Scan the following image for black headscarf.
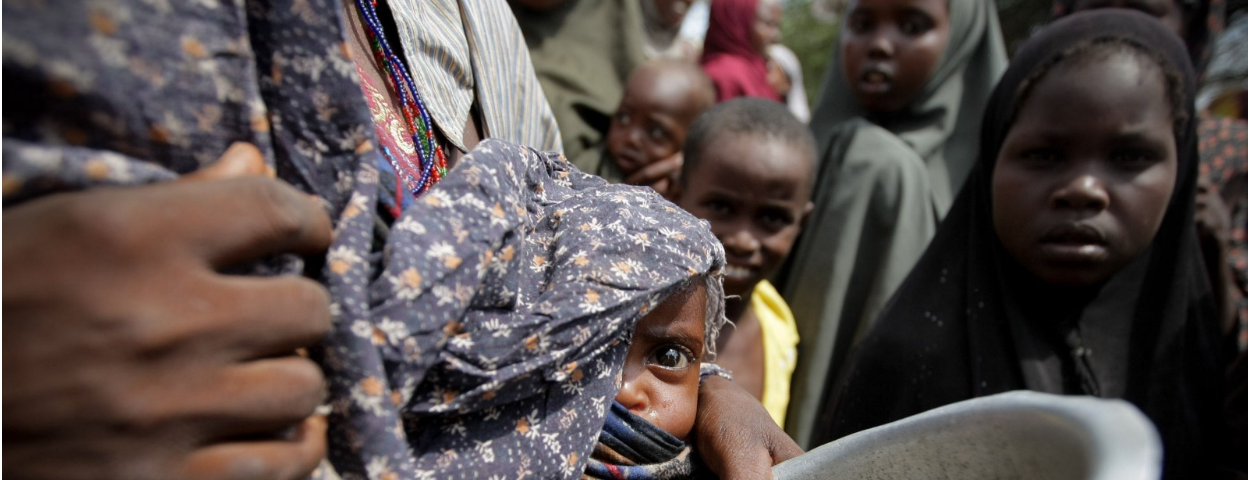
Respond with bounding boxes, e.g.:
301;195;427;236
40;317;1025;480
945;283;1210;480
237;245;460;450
817;10;1229;478
1051;0;1226;74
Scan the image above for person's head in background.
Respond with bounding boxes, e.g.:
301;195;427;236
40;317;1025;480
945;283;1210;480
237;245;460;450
646;0;693;31
992;36;1190;287
766;58;793;99
674;98;815;300
1053;0;1222;70
704;0;782;60
840;0;952;113
607;59;715;178
767;43;812;122
753;0;783;55
615;274;727;439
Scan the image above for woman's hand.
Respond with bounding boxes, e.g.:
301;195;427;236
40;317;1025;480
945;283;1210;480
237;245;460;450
3;144;333;480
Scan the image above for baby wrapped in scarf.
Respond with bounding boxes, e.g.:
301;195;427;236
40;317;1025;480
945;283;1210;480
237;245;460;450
584;275;728;479
314;138;728;479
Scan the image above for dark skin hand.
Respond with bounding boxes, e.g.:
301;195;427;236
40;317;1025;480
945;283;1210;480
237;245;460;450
3;143;333;480
625;152;682;200
697;376;804;479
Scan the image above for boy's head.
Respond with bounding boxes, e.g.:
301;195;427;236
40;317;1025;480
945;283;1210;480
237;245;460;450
607;60;716;177
616;275;727;440
674;98;815;298
840;0;951;113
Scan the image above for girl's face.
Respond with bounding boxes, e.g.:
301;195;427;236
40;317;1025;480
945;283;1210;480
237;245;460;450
840;0;949;113
993;52;1178;287
615;284;706;440
751;1;782;55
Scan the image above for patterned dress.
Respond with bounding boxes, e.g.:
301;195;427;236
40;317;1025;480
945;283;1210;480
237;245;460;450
2;1;727;478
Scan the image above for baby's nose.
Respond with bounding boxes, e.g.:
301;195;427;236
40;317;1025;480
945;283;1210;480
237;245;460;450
614;378;649;415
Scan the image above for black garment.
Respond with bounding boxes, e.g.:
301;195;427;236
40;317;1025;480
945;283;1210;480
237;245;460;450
816;10;1229;479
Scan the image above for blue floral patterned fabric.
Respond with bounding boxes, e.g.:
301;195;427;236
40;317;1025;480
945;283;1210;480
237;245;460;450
2;0;726;478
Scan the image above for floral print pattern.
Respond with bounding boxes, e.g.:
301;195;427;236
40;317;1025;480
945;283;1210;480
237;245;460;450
2;0;727;478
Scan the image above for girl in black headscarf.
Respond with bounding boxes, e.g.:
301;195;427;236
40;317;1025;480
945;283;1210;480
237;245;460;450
818;10;1236;478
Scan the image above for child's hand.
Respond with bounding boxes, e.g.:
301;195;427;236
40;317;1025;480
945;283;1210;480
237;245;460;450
625;152;683;200
696;376;804;479
3;144;333;480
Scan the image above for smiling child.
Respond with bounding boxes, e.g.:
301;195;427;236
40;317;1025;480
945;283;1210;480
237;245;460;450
673;98;815;426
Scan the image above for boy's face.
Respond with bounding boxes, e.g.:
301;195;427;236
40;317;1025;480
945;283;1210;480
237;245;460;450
616;284;707;440
607;66;702;176
675;134;813;298
840;0;949;113
992;53;1177;287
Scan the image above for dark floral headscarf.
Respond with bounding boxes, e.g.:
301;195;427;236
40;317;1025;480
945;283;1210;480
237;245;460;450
2;0;726;477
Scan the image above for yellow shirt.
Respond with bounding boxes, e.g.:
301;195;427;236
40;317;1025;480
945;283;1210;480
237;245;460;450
752;280;800;427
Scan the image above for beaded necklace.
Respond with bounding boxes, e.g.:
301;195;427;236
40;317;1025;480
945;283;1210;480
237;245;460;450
353;0;448;201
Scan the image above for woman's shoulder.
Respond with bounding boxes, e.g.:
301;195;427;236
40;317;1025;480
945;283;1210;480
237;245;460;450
827;122;928;188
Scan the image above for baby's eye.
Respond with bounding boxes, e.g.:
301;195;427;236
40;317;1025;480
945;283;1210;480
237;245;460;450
648;345;695;370
647;125;669;142
615;112;632;125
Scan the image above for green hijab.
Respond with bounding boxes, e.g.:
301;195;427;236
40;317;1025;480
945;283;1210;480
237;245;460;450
781;0;1007;448
809;0;1006;213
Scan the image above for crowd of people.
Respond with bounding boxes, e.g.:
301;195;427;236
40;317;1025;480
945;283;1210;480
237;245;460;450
3;0;1246;479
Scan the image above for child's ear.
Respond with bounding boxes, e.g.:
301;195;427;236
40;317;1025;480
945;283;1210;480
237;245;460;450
799;201;814;228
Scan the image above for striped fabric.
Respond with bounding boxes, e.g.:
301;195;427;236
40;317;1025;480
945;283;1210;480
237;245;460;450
390;0;563;153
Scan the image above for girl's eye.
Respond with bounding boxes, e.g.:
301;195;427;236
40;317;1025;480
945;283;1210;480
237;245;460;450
847;14;873;34
647;126;669;141
1110;148;1159;168
900;15;933;36
616;112;631;125
1019;148;1060;165
648;345;695;370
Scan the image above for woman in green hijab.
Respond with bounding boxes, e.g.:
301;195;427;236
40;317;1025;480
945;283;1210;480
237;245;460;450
779;0;1007;448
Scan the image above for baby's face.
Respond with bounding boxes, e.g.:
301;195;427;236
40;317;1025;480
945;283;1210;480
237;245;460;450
615;284;706;440
607;67;700;176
